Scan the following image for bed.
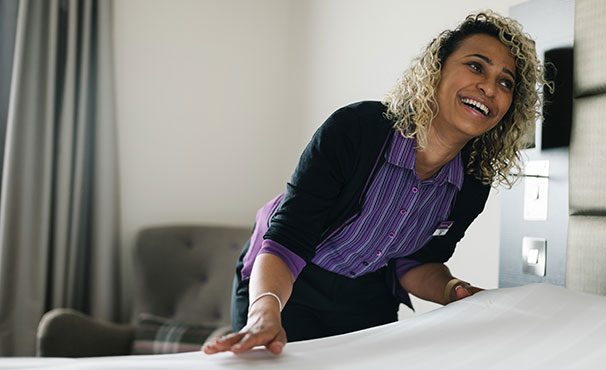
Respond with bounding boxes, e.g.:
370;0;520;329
2;283;605;370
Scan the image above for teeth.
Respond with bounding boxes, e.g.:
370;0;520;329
461;97;490;116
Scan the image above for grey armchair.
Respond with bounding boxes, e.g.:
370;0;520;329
36;225;251;357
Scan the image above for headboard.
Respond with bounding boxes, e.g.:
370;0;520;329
566;0;606;295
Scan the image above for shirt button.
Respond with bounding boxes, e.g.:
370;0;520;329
388;232;395;238
376;250;382;256
349;271;356;276
400;209;407;215
411;186;418;193
362;261;369;266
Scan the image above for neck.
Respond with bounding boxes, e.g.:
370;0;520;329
415;126;468;181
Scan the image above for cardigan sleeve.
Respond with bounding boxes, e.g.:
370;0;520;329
263;105;364;263
240;193;308;280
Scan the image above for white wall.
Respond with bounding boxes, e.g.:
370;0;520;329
113;0;527;319
113;0;309;317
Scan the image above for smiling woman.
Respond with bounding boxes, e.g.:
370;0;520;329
385;11;548;187
431;34;516;154
204;10;549;356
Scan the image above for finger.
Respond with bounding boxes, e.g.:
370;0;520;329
202;343;221;354
266;341;285;355
230;332;262;354
203;338;239;354
455;284;472;300
231;330;278;354
265;329;287;355
203;332;246;354
218;332;246;346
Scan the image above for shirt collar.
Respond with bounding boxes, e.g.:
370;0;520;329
385;131;416;170
385;131;464;190
436;152;464;190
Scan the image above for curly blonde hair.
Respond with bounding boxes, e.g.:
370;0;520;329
383;10;550;187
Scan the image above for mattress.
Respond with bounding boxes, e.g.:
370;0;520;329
2;283;606;369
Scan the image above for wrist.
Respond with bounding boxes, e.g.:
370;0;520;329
247;299;281;323
249;292;283;315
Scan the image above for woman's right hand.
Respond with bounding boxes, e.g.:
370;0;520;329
202;297;287;355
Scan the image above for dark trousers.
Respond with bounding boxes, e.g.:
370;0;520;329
231;240;399;342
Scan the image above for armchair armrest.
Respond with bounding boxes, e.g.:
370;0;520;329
37;308;135;357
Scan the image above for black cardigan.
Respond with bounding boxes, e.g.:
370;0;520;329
264;101;490;267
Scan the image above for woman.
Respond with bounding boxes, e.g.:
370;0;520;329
204;10;546;355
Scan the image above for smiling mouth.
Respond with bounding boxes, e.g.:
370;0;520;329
461;97;490;116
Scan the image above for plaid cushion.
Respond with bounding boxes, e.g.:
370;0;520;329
132;313;218;355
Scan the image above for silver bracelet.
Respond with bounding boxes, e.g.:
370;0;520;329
444;278;469;304
249;292;283;312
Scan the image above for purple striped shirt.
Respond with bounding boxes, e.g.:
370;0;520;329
241;132;463;288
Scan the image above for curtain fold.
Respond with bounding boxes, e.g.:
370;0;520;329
0;0;19;187
0;0;121;356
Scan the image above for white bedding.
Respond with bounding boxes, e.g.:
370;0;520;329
3;283;606;370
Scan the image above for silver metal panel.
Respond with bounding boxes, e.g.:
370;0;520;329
566;216;606;295
523;161;550;221
574;0;606;95
569;94;606;214
522;237;547;276
499;0;573;290
499;148;568;288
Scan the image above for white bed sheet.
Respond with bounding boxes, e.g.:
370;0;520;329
3;283;606;370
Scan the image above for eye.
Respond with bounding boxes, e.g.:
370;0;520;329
499;79;514;90
466;62;482;72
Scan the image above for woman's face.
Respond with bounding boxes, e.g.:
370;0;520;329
433;33;516;143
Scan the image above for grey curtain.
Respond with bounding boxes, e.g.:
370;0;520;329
0;0;19;188
0;0;121;356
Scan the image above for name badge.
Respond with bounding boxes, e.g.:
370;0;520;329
433;221;454;236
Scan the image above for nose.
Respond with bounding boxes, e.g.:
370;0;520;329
477;80;495;97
